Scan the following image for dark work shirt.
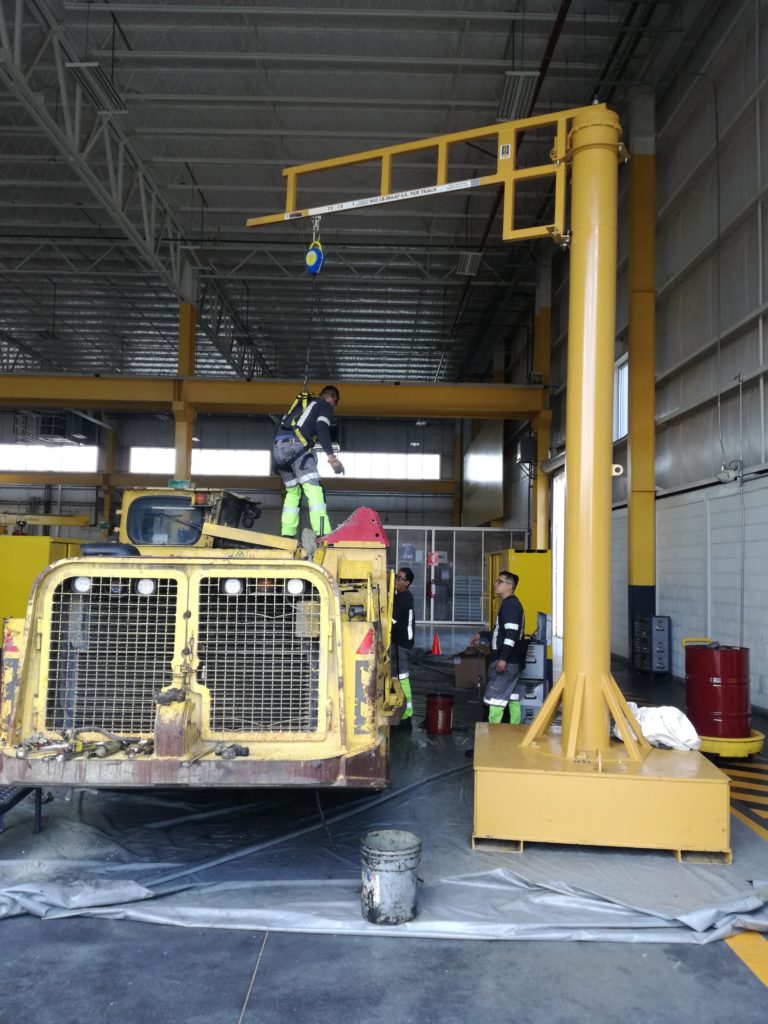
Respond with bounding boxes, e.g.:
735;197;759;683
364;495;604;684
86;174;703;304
392;589;415;649
276;397;335;457
491;594;525;663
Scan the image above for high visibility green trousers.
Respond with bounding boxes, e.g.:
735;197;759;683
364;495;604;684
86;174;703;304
281;482;331;537
488;701;522;725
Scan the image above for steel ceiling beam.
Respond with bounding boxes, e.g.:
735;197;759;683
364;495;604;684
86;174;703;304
0;0;269;379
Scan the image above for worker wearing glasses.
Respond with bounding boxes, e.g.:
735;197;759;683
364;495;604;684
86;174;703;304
471;571;525;724
391;567;415;724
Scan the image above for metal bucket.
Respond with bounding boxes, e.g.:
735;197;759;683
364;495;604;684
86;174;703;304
426;692;453;735
360;829;422;925
685;644;750;739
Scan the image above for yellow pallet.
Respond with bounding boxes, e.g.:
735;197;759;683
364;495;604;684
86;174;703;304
699;730;765;758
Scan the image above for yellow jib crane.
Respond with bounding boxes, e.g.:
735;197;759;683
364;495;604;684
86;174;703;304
248;105;731;861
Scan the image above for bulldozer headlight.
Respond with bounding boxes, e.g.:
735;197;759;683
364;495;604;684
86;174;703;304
72;576;92;594
135;578;157;596
222;578;244;596
286;578;305;596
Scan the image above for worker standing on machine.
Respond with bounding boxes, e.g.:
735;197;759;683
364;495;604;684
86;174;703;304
472;571;525;724
391;567;415;725
272;385;344;538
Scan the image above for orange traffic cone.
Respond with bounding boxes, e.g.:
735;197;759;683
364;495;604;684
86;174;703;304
430;632;442;655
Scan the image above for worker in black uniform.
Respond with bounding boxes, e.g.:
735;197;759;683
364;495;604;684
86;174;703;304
471;570;525;724
272;385;344;538
391;566;415;724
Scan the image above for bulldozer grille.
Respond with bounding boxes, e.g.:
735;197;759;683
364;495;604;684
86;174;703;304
198;578;322;732
45;577;178;734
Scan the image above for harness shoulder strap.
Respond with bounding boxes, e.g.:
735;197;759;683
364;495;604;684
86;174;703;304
282;390;316;449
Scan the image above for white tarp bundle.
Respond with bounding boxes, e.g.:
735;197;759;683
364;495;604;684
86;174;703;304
612;702;702;750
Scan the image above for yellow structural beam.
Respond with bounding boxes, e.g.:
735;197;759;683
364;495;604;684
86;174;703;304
0;472;455;494
0;375;543;420
0;513;90;527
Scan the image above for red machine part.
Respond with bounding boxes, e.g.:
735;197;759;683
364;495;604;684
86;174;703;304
323;507;390;546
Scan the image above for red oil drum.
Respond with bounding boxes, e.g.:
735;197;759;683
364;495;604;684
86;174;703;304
685;644;750;738
426;693;453;736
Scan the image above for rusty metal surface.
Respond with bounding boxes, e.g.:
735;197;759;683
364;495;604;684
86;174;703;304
0;742;390;790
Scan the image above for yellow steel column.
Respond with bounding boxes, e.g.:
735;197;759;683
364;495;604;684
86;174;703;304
627;91;657;627
101;426;116;538
178;303;197;377
559;108;622;755
531;411;551;549
173;383;195;481
531;256;552;549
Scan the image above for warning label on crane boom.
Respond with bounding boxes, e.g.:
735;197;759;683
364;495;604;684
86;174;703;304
285;176;487;220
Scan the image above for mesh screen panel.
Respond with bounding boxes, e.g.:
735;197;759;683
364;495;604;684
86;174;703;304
45;577;177;733
198;577;321;732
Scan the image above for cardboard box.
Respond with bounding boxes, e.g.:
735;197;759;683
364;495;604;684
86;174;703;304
453;647;487;689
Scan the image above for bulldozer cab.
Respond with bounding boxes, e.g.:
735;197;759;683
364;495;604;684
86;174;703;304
118;488;262;550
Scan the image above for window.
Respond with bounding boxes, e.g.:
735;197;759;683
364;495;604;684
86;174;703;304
128;447;441;481
317;451;441;479
613;357;628;442
129;448;271;476
126;495;204;546
0;443;98;472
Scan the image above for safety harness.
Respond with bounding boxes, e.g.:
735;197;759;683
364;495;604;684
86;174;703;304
278;390;316;451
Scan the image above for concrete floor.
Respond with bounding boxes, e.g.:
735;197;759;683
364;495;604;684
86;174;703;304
1;646;767;1023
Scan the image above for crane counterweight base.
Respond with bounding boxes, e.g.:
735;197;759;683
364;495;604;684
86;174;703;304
472;724;732;863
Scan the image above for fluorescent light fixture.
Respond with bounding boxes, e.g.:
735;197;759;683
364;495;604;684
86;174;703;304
66;61;127;114
457;252;482;277
497;70;538;121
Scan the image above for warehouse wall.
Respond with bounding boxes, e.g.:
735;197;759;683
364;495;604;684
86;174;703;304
655;0;766;491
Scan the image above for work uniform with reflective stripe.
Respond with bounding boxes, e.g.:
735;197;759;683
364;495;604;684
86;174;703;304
390;587;415;720
272;395;335;537
482;593;525;723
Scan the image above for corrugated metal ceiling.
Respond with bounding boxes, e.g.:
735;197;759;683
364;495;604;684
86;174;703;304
0;1;708;384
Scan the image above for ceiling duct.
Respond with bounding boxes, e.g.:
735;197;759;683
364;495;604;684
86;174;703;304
497;70;539;122
457;252;483;277
65;62;127;115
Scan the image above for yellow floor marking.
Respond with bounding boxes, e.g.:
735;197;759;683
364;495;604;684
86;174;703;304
725;932;768;989
725;779;768;793
754;809;768;820
730;806;768;842
722;760;768;772
723;768;768;782
730;790;768;806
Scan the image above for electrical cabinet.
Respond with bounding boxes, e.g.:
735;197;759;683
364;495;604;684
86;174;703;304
631;614;671;675
518;639;549;724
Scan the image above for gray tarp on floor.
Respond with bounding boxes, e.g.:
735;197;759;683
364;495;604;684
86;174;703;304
1;729;767;942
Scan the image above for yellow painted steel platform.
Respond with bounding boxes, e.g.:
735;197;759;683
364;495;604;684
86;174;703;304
472;724;732;862
698;730;765;759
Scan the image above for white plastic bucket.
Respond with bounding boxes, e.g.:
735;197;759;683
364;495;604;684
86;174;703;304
360;829;422;925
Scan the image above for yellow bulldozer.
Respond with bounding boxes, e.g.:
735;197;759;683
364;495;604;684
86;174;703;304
1;488;401;790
